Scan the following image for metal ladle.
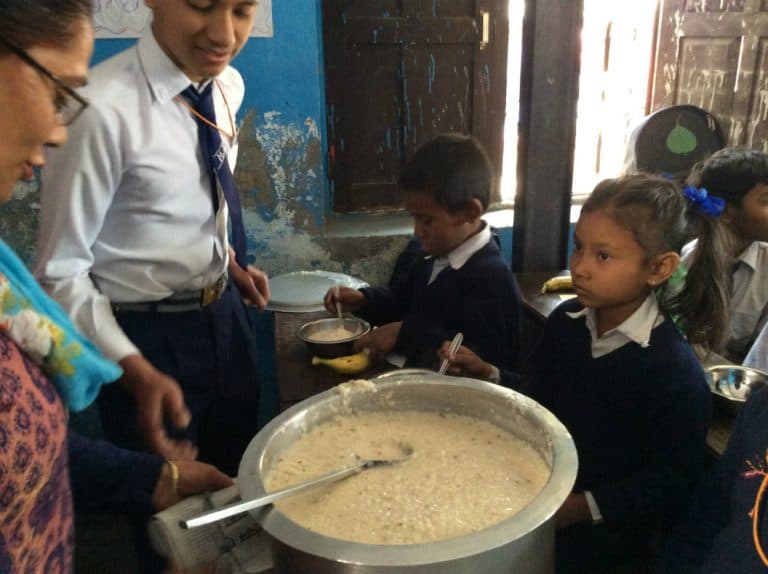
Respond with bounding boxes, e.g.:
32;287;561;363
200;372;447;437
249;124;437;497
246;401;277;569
181;448;412;529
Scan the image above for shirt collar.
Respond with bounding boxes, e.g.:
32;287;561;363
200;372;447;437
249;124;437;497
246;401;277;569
137;28;200;104
566;292;663;356
427;221;492;271
736;241;762;271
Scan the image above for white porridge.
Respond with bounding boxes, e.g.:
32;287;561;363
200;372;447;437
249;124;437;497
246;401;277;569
264;410;550;545
307;325;356;342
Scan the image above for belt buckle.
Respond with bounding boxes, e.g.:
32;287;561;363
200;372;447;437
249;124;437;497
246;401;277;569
201;274;225;306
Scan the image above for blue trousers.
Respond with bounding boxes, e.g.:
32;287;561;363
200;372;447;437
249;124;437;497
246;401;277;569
98;284;261;573
98;283;262;476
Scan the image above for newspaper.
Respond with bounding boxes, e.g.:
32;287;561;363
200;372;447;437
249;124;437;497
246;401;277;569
148;482;273;574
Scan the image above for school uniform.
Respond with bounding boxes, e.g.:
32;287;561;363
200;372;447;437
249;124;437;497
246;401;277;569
682;240;768;363
34;28;260;476
655;386;768;574
528;295;711;573
356;223;522;373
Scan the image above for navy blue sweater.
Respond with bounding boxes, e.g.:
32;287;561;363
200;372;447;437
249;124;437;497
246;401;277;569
68;431;163;515
530;299;711;526
655;386;768;574
356;240;521;372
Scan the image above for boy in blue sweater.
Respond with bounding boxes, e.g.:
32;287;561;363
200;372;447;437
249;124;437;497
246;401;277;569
325;133;521;373
443;174;722;572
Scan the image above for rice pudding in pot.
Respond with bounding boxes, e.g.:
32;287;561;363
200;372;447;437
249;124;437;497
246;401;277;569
264;410;550;545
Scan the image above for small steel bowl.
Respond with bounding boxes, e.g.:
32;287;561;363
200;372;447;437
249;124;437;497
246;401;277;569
297;316;371;359
705;364;768;415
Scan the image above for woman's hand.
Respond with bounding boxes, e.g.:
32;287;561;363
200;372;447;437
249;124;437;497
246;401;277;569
118;354;197;461
323;286;365;314
152;460;233;511
438;342;493;379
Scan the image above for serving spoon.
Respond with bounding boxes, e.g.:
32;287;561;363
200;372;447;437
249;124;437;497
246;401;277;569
334;285;344;321
181;449;412;529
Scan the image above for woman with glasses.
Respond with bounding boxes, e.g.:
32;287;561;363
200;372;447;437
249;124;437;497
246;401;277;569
0;1;232;571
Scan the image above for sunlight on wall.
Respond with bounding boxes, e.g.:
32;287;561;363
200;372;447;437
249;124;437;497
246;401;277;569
571;0;658;198
501;0;659;204
499;1;524;203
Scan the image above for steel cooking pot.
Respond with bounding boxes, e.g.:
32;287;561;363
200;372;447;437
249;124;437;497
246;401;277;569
238;372;577;574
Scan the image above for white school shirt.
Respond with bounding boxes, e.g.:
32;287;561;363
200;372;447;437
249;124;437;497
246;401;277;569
34;29;243;362
426;221;492;284
682;240;768;362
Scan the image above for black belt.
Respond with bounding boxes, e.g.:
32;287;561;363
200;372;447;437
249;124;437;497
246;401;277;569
112;273;228;313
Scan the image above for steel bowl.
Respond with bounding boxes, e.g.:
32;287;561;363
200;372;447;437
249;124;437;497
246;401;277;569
297;317;371;359
238;371;578;573
706;364;768;415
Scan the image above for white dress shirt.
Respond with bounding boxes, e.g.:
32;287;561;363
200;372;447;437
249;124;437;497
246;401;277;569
34;29;244;362
682;240;768;361
565;291;664;358
427;222;492;284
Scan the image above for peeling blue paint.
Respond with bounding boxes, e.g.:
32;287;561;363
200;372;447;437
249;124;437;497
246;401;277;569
483;64;492;93
418;98;424;128
428;53;436;94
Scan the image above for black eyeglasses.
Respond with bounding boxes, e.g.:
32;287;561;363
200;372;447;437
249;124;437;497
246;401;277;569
0;36;88;126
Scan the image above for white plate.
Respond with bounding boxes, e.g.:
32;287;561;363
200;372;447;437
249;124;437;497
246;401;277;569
266;271;368;313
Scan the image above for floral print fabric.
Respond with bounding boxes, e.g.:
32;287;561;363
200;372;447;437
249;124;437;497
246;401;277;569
0;331;72;573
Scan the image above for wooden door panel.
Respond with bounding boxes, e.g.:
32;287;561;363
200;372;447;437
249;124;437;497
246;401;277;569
403;45;475;146
328;45;404;211
323;0;508;213
747;40;768;146
653;0;768;149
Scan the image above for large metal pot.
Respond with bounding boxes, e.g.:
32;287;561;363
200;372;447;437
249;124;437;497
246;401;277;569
238;372;577;573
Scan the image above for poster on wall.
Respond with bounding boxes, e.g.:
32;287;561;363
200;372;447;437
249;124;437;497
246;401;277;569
93;0;273;38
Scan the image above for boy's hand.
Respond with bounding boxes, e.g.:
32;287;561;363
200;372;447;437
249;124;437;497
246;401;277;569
354;321;402;361
229;247;269;309
324;286;365;314
438;342;493;379
118;354;198;461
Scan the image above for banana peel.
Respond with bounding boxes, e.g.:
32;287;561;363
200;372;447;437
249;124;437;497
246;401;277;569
312;350;371;375
541;275;573;294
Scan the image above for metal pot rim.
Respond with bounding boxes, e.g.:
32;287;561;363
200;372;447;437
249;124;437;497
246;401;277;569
238;374;578;566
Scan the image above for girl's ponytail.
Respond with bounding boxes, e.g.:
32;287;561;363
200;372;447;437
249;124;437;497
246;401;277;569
661;185;731;351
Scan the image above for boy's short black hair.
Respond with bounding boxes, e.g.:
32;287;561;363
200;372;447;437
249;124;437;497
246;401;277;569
398;133;494;212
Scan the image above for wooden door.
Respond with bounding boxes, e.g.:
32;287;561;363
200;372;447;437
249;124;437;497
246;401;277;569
652;0;768;149
323;0;509;213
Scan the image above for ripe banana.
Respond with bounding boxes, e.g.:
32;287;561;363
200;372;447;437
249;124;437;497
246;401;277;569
541;275;573;293
312;351;371;375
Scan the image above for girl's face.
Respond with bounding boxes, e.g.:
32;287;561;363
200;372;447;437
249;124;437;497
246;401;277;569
727;182;768;246
0;18;93;203
570;209;658;333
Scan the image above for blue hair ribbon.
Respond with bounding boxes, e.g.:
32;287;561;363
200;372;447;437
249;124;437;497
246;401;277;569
683;185;725;217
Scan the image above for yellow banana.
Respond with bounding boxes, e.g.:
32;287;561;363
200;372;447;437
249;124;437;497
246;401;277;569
541;275;573;293
312;351;371;375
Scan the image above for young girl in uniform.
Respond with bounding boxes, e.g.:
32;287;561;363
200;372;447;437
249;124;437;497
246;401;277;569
683;147;768;363
443;173;727;572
